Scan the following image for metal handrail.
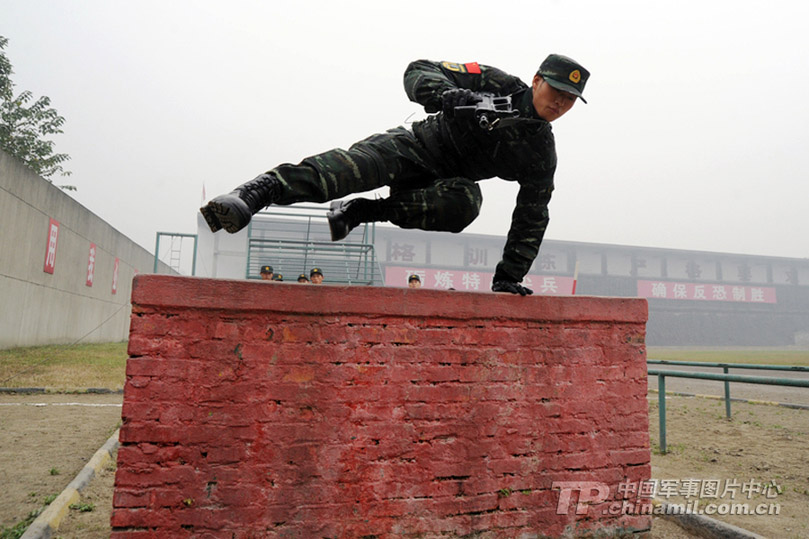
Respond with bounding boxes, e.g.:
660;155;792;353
648;359;809;372
247;237;383;285
246;206;384;285
647;367;809;454
647;359;809;419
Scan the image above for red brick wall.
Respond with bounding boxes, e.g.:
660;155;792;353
112;275;651;537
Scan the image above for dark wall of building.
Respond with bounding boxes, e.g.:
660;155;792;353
238;215;809;347
373;226;809;347
577;274;809;346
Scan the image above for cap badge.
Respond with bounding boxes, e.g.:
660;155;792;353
569;70;581;84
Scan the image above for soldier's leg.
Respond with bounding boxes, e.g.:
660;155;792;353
328;177;482;240
386;177;482;232
201;127;439;233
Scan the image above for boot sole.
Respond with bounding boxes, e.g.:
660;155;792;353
200;200;251;234
327;201;349;242
199;205;223;232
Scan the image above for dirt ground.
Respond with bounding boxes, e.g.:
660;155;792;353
2;392;807;538
648;395;809;538
0;393;122;536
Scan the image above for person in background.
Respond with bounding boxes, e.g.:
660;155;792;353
297;273;310;284
260;265;274;281
273;273;284;282
310;268;324;285
408;274;422;288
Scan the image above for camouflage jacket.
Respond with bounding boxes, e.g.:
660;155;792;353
404;59;557;284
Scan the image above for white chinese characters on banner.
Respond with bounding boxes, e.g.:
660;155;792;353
112;258;120;294
43;218;60;274
637;280;776;304
86;243;96;287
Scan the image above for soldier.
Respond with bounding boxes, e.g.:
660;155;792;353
310;268;324;285
259;265;273;281
272;273;284;282
201;55;589;296
297;273;310;284
408;274;422;289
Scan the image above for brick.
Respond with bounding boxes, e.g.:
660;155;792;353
110;507;178;528
432;493;499;517
112;488;149;508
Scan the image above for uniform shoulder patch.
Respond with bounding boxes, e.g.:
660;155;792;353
441;61;482;75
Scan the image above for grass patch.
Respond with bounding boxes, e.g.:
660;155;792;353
69;502;95;513
647;348;809;366
0;342;127;390
0;493;58;539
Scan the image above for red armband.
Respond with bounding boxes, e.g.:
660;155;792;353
464;62;481;74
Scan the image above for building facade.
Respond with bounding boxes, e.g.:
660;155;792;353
194;208;809;347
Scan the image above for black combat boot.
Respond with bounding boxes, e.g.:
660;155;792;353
200;174;281;233
327;198;388;241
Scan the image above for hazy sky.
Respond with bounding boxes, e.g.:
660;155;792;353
4;0;809;260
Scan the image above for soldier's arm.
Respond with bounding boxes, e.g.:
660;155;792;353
403;59;526;113
494;180;555;283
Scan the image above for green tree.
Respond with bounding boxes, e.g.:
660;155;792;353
0;35;74;190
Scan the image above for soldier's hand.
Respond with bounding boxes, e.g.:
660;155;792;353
441;88;482;118
492;280;534;296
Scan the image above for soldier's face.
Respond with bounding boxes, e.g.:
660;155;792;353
260;273;273;280
311;274;323;284
532;76;576;122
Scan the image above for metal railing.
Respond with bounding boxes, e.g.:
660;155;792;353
647;360;809;454
245;205;384;285
247;238;383;285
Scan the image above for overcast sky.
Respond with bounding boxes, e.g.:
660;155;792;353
4;0;809;261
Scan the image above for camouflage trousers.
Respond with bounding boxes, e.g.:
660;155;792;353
269;127;482;232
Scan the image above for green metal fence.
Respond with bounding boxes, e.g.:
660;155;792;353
246;205;384;285
647;360;809;454
247;238;382;285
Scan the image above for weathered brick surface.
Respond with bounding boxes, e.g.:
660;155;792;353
112;275;651;537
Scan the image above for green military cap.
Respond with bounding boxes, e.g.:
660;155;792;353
297;273;309;282
310;267;323;277
537;54;590;103
408;274;421;283
273;274;283;281
260;265;273;274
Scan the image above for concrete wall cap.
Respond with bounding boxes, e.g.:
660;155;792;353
131;274;648;324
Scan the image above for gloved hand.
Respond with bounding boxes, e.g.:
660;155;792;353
492;280;534;296
441;88;483;118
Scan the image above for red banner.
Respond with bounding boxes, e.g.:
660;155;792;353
637;280;776;304
385;266;575;295
43;218;60;274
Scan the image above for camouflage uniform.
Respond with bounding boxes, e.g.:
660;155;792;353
269;60;557;283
